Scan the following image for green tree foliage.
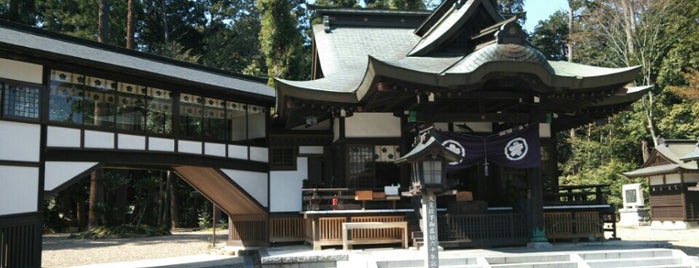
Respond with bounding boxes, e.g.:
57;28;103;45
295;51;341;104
315;0;358;8
200;0;266;75
529;0;699;208
530;10;568;60
0;0;38;25
497;0;523;14
257;0;306;85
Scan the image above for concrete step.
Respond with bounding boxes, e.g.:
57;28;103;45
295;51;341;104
485;254;577;268
579;249;674;260
489;261;578;268
375;257;481;268
486;254;571;264
586;256;684;268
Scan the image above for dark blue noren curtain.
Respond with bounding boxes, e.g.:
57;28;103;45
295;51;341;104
432;126;541;170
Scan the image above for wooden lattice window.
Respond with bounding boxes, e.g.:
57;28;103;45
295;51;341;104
271;147;296;170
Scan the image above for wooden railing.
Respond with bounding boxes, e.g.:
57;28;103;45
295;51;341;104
350;216;404;239
544;210;604;241
228;214;267;246
318;217;345;241
436;213;528;247
302;187;405;211
269;214;304;243
303;214;407;249
548;185;609;205
0;213;41;268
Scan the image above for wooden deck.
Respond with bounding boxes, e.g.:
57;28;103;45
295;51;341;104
226;184;617;248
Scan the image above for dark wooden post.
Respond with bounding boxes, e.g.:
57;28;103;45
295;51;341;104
527;167;549;246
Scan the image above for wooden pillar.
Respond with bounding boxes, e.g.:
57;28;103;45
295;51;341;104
527;160;550;247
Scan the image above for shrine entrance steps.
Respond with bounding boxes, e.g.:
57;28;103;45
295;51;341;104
331;248;699;268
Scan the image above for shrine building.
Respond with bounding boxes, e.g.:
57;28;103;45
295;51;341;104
0;0;650;265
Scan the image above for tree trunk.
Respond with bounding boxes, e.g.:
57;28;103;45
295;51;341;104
88;170;104;229
168;171;180;229
161;0;169;43
567;1;574;62
619;0;635;55
97;0;109;43
126;0;135;49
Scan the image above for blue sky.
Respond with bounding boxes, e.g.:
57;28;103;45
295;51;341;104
523;0;569;32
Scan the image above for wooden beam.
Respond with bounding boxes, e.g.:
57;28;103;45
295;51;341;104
416;112;545;123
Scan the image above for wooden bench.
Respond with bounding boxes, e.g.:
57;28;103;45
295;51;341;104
341;221;408;250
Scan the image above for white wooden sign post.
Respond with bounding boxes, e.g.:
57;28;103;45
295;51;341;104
422;192;439;268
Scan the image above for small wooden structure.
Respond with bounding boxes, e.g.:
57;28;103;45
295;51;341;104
624;139;699;228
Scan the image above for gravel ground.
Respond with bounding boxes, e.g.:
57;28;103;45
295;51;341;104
41;226;699;267
42;230;228;268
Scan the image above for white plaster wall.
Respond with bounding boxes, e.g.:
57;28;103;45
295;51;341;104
299;146;323;155
148;137;175;152
269;157;307;212
118;134;145;150
345;113;400;138
0;58;43;84
47;126;81;148
0;165;39;215
684;173;699;183
220;169;268;207
250;147;268;162
205;143;227;157
228;144;248;160
84;130;114;149
0;120;40;162
649;176;664;185
666;173;682;184
44;161;98;191
178;140;201;154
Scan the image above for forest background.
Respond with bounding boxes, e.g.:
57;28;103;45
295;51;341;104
1;0;698;233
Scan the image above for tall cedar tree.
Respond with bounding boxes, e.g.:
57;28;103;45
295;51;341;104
257;0;305;86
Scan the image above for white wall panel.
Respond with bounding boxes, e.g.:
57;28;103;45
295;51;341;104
84;130;114;149
299;146;323;155
178;140;201;154
47;126;81;147
228;145;248;160
345;113;400;138
684;173;699;183
118;134;145;150
205;143;226;157
666;173;682;184
148;137;175;152
0;120;40;162
0;165;39;215
250;147;268;162
649;176;663;185
270;157;307;212
221;169;268;207
44;161;98;191
0;58;43;84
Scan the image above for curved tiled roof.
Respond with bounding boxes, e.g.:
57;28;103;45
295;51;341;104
446;43;553;74
275;4;648;127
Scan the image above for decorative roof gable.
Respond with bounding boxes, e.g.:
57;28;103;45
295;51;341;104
409;0;503;56
624;139;698;178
